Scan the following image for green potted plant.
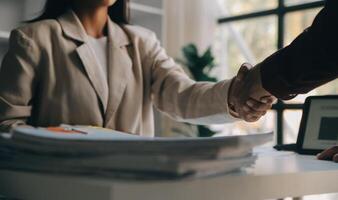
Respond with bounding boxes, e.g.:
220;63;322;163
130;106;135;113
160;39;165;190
178;43;219;137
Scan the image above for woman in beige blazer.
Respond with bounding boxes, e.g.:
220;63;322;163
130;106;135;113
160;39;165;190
0;0;273;136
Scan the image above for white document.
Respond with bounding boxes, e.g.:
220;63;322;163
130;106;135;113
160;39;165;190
0;126;273;179
8;126;273;159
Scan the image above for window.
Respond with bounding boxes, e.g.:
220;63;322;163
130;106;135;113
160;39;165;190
214;0;338;144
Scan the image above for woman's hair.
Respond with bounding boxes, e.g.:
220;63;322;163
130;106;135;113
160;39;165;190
29;0;130;24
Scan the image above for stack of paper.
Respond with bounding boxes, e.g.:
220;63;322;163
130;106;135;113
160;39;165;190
0;126;272;180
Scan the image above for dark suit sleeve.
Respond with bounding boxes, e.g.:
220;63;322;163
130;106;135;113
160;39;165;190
260;0;338;100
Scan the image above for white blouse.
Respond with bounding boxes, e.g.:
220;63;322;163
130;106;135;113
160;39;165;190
87;36;109;111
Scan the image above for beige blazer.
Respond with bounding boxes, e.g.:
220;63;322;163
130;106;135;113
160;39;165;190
0;11;235;136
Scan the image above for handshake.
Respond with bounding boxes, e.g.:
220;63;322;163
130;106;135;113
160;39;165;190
228;63;276;122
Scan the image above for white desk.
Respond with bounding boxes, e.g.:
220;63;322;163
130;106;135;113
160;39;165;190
1;148;338;200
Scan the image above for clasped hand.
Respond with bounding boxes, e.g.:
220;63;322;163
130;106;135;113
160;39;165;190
228;66;338;163
228;63;277;122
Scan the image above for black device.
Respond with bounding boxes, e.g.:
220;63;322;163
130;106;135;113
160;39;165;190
274;95;338;155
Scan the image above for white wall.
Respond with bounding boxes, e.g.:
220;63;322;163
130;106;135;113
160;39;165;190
23;0;45;20
0;0;45;61
0;0;24;67
0;0;24;32
164;0;220;58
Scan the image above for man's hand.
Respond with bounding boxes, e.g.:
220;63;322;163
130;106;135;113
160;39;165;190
317;146;338;163
228;63;276;122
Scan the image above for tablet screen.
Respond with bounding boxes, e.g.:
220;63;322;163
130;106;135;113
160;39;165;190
302;99;338;150
318;117;338;141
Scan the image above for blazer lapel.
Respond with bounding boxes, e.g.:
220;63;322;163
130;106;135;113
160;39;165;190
104;20;132;127
57;10;87;43
76;44;109;112
58;10;132;125
57;10;108;114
